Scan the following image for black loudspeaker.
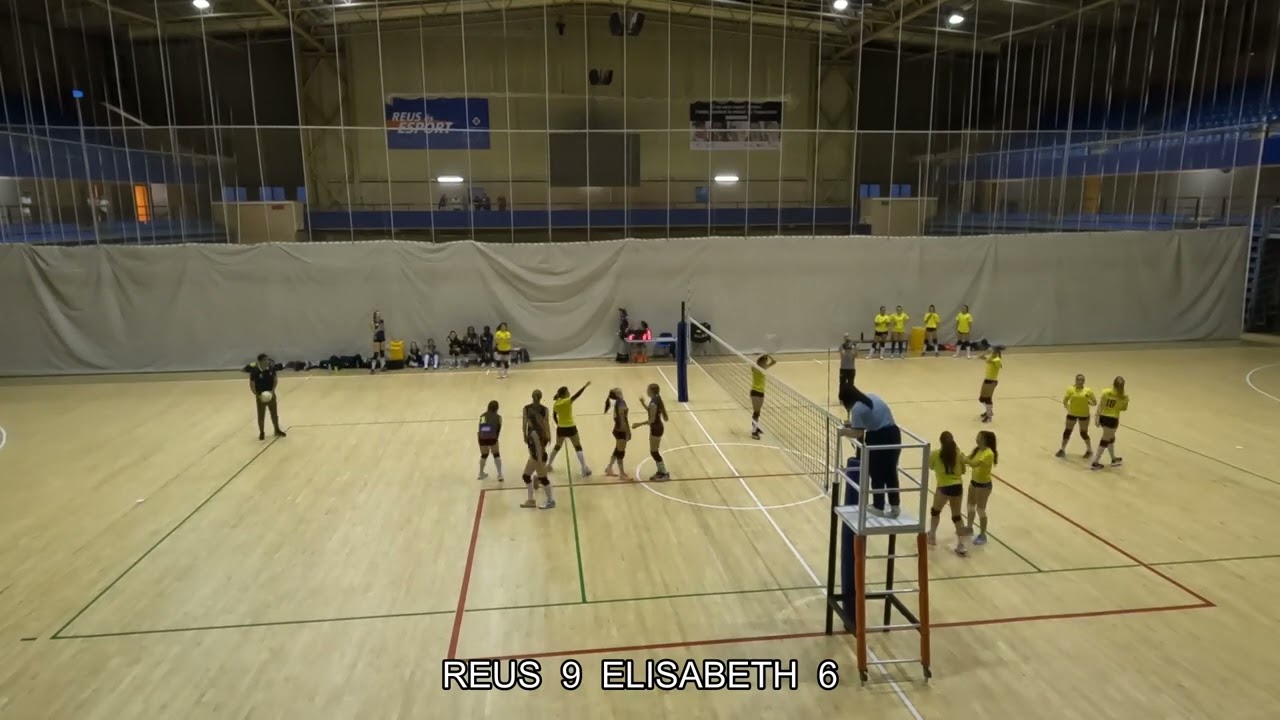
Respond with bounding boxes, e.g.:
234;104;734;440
627;12;645;36
600;69;613;86
609;12;624;36
589;69;600;86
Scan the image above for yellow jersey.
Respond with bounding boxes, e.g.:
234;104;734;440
553;397;576;428
924;312;940;329
967;448;995;483
874;314;890;333
751;368;766;394
1063;386;1096;417
956;312;973;334
984;355;1002;381
891;312;909;333
494;330;512;353
929;449;964;489
1098;389;1129;418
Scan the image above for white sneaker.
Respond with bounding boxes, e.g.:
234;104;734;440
888;506;901;518
541;500;557;510
477;472;488;480
954;545;968;556
580;469;593;478
926;532;937;546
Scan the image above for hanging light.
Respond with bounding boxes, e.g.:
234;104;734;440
833;0;849;11
714;174;739;184
192;0;210;9
947;12;965;26
437;175;465;184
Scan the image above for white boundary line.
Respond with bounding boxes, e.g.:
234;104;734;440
632;442;826;510
656;367;925;719
1245;364;1280;403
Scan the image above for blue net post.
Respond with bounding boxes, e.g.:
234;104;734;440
676;317;689;404
839;456;861;631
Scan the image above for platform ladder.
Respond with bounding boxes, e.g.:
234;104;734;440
823;429;933;685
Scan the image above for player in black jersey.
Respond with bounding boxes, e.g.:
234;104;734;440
633;383;670;480
249;353;287;441
370;310;387;373
477;400;504;481
603;388;632;481
521;390;555;509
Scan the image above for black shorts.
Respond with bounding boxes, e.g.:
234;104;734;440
1099;415;1120;430
925;326;938;333
612;430;630;441
497;351;510;360
527;436;547;457
981;380;999;396
839;368;855;386
970;481;992;490
478;437;498;448
750;389;764;399
874;331;888;339
651;424;664;438
938;484;964;497
1066;414;1090;422
556;426;579;439
374;331;386;343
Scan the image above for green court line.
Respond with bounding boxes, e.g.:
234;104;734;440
1150;553;1280;567
50;437;280;639
53;608;457;640
566;455;588;604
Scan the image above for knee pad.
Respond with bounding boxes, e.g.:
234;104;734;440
522;474;532;485
1080;431;1091;439
492;451;500;459
614;450;625;461
752;412;760;420
540;477;550;486
930;508;942;517
651;451;662;463
951;515;963;524
1062;429;1072;439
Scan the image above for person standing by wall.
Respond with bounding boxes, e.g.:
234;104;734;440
839;386;902;517
838;334;857;391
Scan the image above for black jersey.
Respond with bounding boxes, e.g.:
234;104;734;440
478;410;501;441
523;403;549;441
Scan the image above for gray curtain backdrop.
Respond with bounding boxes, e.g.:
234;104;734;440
0;228;1248;375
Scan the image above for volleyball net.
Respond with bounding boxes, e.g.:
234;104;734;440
683;315;844;494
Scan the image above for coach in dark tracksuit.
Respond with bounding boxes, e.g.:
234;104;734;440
839;386;901;516
249;353;287;441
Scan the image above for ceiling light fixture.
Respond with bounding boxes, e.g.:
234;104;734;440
833;0;849;11
947;12;965;26
714;174;739;184
437;175;465;184
192;0;210;9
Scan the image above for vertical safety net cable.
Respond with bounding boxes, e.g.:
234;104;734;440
665;0;672;241
706;10;714;240
775;0;790;239
373;0;396;240
741;1;754;241
1126;4;1159;218
245;33;273;244
103;0;142;244
1097;5;1121;223
1245;1;1280;235
1171;0;1208;225
581;0;592;242
499;4;516;243
956;0;981;235
16;0;66;239
78;5;123;244
1107;1;1139;219
328;6;354;242
1149;0;1183;225
198;14;232;246
808;11;824;241
286;0;314;243
1056;6;1083;225
541;4;553;243
1075;14;1100;224
141;7;188;244
1223;0;1253;223
884;3;905;237
459;0;477;240
416;18;437;243
920;4;942;234
994;6;1016;231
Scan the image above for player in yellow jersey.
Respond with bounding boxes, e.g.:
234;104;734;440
1057;374;1096;459
890;305;909;359
927;431;969;556
870;306;890;359
954;304;974;358
546;382;593;477
923;304;941;357
1092;376;1130;471
963;430;998;546
750;354;776;439
493;322;513;379
978;345;1004;423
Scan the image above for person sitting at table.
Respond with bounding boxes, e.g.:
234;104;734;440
630;322;653;364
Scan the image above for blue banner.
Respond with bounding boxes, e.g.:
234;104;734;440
385;96;490;150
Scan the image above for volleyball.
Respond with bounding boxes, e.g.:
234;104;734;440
764;334;782;355
259;390;274;404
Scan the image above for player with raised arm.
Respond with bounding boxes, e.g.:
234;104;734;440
546;382;593;477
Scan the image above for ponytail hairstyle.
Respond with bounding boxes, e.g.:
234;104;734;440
973;431;999;465
486;400;499;413
604;387;621;413
938;431;958;475
647;383;668;421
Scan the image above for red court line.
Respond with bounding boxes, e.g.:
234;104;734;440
996;475;1216;607
447;489;487;659
465;601;1213;662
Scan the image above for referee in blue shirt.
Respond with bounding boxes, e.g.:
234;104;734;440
839;386;901;517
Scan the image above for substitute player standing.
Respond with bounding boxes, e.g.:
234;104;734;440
890;305;909;358
870;307;890;359
1057;374;1096;459
923;305;941;356
954;305;974;358
1091;376;1130;471
494;322;513;379
370;310;387;373
838;334;857;391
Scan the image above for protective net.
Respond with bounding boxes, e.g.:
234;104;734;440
687;316;842;494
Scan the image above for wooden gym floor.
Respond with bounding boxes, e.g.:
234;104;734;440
2;341;1280;719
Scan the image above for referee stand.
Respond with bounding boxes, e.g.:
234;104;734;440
824;430;933;684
